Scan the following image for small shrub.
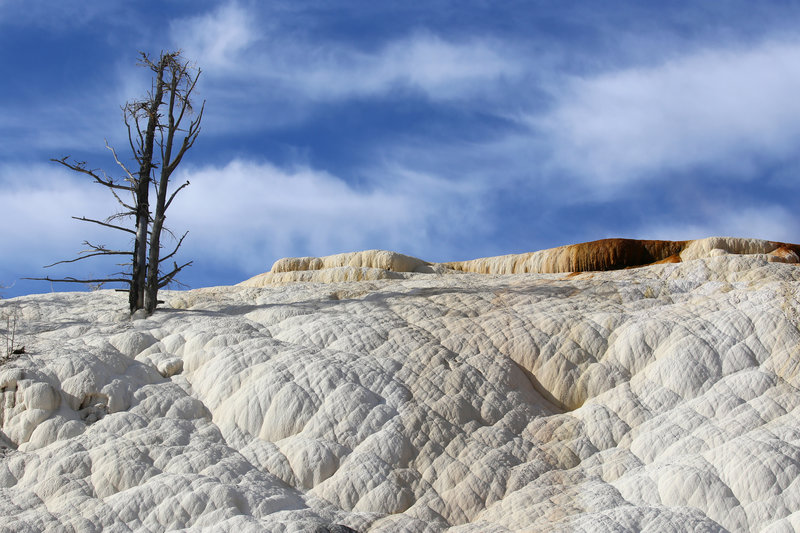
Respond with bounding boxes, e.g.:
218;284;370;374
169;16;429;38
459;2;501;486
1;305;23;359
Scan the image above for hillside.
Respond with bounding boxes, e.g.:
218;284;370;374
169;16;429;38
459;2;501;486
2;237;800;532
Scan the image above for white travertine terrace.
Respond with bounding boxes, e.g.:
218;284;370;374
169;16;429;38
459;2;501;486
2;237;800;531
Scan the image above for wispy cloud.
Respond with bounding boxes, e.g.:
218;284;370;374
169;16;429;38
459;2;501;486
171;2;521;103
0;0;121;29
0;163;130;273
161;158;488;273
292;32;520;100
636;204;800;243
537;39;800;189
3;156;489;290
169;2;257;70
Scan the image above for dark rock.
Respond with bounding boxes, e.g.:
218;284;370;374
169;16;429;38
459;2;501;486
314;525;359;533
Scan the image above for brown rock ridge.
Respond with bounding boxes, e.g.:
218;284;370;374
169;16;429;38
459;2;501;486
444;236;800;275
239;237;800;287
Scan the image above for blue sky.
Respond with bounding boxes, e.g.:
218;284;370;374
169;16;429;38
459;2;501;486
3;1;800;296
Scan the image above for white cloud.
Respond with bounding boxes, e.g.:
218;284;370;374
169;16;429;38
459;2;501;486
0;163;133;274
294;32;520;100
1;159;487;288
538;40;800;188
169;2;257;71
171;3;520;102
635;205;800;244
165;159;485;274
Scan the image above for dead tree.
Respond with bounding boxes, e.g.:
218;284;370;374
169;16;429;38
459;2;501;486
28;51;203;316
135;52;202;315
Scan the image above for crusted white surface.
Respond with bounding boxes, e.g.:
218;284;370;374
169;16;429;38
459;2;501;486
2;254;800;531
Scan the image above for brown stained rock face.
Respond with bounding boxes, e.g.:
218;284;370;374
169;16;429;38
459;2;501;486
554;238;688;272
652;253;683;265
440;238;689;275
442;237;800;275
769;245;800;262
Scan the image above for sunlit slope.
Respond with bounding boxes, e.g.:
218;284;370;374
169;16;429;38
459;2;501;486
2;238;800;531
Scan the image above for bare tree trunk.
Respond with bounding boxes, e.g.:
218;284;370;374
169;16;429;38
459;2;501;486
144;57;202;315
130;58;167;314
144;210;165;314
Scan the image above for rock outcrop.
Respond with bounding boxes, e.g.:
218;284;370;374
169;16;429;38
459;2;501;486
445;236;800;275
242;250;438;286
2;238;800;531
241;238;800;287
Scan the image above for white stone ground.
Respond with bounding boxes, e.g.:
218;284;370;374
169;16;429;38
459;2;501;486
2;249;800;532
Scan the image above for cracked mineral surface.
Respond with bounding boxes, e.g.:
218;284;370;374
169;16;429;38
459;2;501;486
2;238;800;532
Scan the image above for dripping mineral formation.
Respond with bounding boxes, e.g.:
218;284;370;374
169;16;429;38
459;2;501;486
2;237;800;531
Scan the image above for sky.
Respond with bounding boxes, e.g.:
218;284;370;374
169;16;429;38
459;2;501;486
2;0;800;297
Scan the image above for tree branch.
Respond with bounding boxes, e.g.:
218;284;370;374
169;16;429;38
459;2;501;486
166;101;204;175
173;67;201;129
164;180;190;211
51;157;130;191
106;210;136;223
158;260;192;288
43;250;130;268
72;216;136;234
158;231;188;264
124;109;144;166
109;189;137;213
105;141;136;183
23;276;131;285
43;240;130;268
